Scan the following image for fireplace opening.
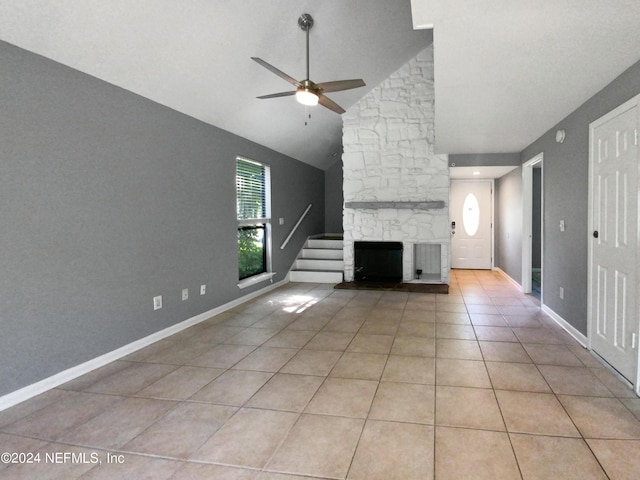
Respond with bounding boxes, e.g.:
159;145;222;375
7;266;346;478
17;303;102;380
413;243;442;283
354;241;403;282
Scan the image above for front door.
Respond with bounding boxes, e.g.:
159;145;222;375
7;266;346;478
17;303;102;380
450;180;493;269
589;100;639;383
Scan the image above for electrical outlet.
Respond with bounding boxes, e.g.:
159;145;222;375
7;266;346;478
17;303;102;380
200;284;206;295
153;295;162;311
559;220;565;232
182;288;188;301
279;217;285;225
559;287;564;300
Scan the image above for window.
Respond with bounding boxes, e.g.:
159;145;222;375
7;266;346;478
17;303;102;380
462;192;480;237
236;157;271;281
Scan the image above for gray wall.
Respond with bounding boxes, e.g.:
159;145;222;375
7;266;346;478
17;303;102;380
448;153;521;167
0;41;325;397
495;167;522;282
324;159;344;233
532;168;542;270
520;58;640;336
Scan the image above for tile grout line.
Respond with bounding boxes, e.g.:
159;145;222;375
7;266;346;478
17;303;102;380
3;276;639;478
477;273;612;479
342;293;402;480
471;280;525;480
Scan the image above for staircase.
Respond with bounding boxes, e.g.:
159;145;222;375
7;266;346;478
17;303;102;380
289;236;344;283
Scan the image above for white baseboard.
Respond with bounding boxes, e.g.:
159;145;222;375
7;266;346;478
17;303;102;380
0;278;289;412
493;268;587;347
493;267;523;291
541;304;588;347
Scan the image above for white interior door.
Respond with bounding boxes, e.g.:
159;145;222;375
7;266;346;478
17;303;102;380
450;180;492;269
589;101;639;383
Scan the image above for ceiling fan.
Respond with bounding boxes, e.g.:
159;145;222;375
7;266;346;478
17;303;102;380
251;13;366;114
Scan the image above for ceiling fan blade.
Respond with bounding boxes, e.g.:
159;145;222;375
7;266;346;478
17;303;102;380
251;57;301;87
317;79;366;93
256;91;296;99
318;94;346;114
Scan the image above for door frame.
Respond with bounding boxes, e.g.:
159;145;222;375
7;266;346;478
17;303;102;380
587;93;640;394
450;178;495;270
521;153;544;297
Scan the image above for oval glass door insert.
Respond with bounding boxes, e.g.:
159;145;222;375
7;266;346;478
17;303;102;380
462;193;480;236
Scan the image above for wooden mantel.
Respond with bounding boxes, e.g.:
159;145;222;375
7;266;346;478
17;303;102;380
344;201;445;210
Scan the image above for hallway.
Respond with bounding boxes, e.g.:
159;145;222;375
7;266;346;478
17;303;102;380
1;270;639;479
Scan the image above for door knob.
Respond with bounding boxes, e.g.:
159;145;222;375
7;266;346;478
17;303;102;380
593;231;599;238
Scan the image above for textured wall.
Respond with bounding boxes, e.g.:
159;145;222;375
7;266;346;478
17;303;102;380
532;168;542;270
324;158;344;233
495;167;523;282
448;153;521;167
0;41;324;398
342;46;450;283
521;57;640;335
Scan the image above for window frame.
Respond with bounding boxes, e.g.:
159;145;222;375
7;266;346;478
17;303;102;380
235;156;274;287
237;224;267;280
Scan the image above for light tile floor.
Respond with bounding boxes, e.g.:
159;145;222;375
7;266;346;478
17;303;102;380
2;270;640;479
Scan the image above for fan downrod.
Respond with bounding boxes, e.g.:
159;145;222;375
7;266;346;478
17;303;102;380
251;12;365;115
298;13;314;31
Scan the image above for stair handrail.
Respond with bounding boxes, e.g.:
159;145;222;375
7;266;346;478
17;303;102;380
280;203;312;250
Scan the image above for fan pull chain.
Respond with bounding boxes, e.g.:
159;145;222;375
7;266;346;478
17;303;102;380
304;106;311;126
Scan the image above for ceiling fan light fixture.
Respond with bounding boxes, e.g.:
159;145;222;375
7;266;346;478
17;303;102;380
296;88;319;106
252;13;364;115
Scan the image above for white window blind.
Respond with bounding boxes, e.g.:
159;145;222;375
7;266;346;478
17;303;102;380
236;158;267;220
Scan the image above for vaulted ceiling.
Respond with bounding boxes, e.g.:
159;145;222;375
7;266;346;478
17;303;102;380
0;0;430;170
412;0;640;154
2;1;640;170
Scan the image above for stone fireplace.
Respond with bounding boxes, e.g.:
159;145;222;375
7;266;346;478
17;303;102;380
342;46;450;284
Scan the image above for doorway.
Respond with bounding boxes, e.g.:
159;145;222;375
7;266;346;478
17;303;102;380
450;180;493;269
588;95;640;389
522;154;543;297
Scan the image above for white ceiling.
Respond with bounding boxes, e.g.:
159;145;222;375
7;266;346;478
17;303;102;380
412;0;640;154
4;2;640;170
0;0;430;170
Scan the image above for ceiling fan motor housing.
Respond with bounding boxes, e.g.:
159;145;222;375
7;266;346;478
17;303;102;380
298;13;314;31
300;79;320;94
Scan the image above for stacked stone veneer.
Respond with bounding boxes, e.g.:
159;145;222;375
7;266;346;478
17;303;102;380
342;46;450;283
